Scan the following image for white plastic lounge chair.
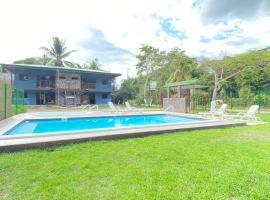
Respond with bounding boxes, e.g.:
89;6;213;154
225;105;260;121
215;104;228;118
125;102;144;112
200;103;227;119
108;102;126;113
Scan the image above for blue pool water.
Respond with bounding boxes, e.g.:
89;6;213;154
4;114;207;136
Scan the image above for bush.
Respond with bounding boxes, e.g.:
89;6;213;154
12;105;27;115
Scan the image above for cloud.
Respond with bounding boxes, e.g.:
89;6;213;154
80;27;135;64
152;14;188;40
1;0;270;80
196;0;270;24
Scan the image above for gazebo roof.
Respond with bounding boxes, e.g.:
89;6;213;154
164;79;208;89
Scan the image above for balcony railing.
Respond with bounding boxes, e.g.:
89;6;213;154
82;82;96;90
37;80;55;88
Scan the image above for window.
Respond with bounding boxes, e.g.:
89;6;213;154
19;74;29;81
59;76;66;79
102;93;108;99
102;79;108;85
89;79;96;83
72;77;79;80
24;91;28;98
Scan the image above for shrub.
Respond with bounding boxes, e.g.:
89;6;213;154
12;105;27;115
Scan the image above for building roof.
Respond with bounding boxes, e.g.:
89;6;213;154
164;79;208;89
0;63;121;77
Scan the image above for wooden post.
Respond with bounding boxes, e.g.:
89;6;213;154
57;70;60;106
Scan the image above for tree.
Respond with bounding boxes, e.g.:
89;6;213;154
81;58;103;71
41;53;50;65
118;78;140;101
235;50;270;91
201;53;251;102
162;48;198;83
136;45;164;102
40;37;76;66
14;57;44;65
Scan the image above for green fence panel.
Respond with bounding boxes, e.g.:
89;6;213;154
12;88;24;115
0;80;12;120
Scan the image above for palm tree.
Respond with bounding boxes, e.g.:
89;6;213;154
40;37;76;66
82;58;103;71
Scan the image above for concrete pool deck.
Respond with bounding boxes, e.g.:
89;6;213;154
0;112;246;151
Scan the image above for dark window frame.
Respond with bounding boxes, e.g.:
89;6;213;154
24;91;28;98
19;74;29;81
102;79;108;85
101;93;108;99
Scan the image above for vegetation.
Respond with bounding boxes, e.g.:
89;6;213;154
12;105;27;114
40;37;77;67
0;114;270;199
81;58;104;71
10;39;270;107
13;57;45;65
118;45;270;108
132;45;199;105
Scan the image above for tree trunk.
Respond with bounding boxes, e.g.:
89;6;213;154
211;83;218;102
211;73;219;102
143;75;149;102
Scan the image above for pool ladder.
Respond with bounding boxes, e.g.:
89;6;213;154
82;105;99;112
164;105;175;112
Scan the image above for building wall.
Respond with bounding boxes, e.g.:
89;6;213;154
81;73;113;105
11;68;115;105
56;72;81;89
96;93;112;104
24;90;36;105
14;68;55;89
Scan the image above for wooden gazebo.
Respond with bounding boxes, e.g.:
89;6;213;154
163;79;207;113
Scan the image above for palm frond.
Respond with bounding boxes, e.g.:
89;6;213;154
40;37;76;66
60;50;77;59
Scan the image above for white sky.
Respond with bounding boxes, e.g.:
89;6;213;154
1;0;270;81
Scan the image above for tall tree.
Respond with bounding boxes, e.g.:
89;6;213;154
136;45;164;101
40;37;76;66
81;58;103;70
14;57;44;65
163;48;198;83
41;53;50;65
201;53;253;102
235;50;270;91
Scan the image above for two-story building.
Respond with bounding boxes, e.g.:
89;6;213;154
1;64;121;106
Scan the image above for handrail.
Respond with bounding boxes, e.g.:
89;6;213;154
82;104;99;112
165;105;174;112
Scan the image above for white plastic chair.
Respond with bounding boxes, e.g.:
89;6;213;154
125;102;144;112
200;103;227;119
108;102;126;113
225;105;260;121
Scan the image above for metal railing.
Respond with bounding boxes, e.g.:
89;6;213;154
82;104;99;112
37;80;55;88
81;82;96;90
164;105;175;112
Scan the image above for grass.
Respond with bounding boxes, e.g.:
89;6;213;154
0;115;270;199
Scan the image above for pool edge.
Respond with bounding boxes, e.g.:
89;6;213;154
0;119;246;151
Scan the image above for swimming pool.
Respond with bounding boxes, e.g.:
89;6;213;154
4;114;207;136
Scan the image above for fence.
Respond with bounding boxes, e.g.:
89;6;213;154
0;71;25;120
192;92;270;113
12;88;25;114
0;79;12;120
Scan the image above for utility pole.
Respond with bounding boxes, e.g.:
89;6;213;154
126;67;130;79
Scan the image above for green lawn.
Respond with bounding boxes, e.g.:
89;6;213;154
1;115;270;200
